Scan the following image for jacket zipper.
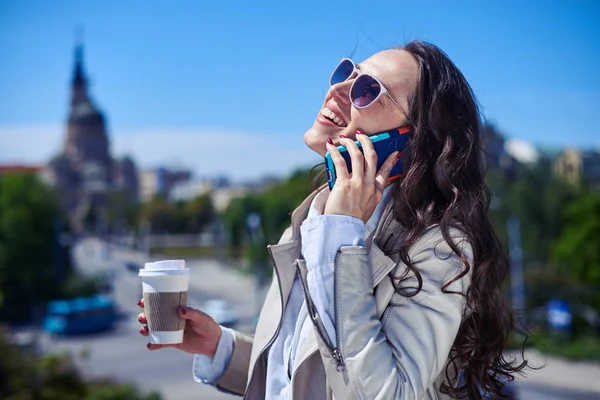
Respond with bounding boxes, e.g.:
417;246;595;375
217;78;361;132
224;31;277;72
297;256;345;372
332;251;344;371
244;246;285;399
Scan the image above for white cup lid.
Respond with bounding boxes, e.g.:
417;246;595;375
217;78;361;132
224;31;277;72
143;260;186;271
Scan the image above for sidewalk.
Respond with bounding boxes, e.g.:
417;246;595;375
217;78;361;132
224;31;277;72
512;350;600;394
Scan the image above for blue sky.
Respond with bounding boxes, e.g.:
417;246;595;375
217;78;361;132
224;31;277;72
0;0;598;180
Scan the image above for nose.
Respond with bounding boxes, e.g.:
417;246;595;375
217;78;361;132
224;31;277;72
329;79;352;107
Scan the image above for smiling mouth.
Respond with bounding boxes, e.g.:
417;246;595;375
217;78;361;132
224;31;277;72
321;107;347;127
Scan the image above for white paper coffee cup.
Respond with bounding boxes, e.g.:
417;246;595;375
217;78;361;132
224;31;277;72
139;260;190;344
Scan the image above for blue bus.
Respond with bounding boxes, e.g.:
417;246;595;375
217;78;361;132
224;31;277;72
42;294;118;335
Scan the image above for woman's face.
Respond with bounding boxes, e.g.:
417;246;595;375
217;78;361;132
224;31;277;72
304;49;419;157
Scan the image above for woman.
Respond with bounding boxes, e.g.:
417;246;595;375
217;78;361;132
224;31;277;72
137;41;526;399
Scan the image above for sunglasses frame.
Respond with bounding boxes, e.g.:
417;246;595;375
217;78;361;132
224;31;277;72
330;58;405;113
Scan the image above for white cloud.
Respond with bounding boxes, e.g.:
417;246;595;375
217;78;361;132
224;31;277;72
0;125;320;181
505;138;539;164
0;125;64;164
113;128;319;181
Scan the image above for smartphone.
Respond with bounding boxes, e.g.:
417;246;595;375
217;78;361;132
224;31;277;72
324;126;411;190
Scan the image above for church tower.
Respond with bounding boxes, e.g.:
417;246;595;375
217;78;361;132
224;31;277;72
48;32;138;233
59;36;112;231
65;40;112;191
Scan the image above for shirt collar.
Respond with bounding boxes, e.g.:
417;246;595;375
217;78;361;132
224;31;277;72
307;185;394;238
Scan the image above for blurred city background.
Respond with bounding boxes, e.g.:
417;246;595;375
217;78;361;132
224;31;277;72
1;1;599;399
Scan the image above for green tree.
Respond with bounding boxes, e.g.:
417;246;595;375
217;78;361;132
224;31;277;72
139;194;215;235
221;168;314;262
0;328;160;400
261;169;314;243
222;195;263;259
0;173;67;323
139;196;183;233
554;192;600;286
185;193;215;233
106;189;140;233
486;159;578;269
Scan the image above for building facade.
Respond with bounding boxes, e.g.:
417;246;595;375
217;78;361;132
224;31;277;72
554;148;600;190
46;42;138;232
138;167;192;202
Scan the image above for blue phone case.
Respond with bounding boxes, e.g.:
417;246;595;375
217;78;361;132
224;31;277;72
324;127;410;190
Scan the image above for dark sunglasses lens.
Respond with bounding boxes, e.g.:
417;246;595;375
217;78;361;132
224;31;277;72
351;75;381;107
330;59;354;85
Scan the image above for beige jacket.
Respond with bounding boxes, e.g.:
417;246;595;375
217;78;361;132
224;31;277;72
215;188;472;399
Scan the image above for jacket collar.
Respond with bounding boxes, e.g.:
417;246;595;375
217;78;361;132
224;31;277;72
272;184;397;286
263;186;399;394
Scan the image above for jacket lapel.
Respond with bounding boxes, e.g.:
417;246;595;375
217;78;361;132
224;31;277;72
249;185;402;397
292;201;401;392
246;187;322;388
370;201;400;286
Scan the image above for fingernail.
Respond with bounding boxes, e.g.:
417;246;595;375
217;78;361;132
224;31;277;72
180;307;187;315
396;152;402;159
137;300;142;307
138;316;143;322
327;138;333;145
339;134;346;139
356;130;364;135
146;343;151;349
139;327;144;334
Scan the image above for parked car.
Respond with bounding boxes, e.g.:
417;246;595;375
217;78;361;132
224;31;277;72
125;261;141;273
42;294;118;335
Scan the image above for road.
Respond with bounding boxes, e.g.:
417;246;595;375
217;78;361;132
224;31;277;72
39;238;600;400
42;238;261;400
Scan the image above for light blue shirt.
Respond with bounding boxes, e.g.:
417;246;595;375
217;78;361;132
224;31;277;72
193;187;393;398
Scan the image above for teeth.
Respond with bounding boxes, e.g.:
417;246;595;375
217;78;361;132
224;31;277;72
321;107;345;127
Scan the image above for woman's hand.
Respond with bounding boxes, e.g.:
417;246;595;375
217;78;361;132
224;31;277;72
137;298;222;357
324;131;400;223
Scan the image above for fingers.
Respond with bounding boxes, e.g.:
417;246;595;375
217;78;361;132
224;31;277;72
354;130;377;181
375;151;401;191
179;306;210;323
137;311;149;339
326;139;350;181
338;135;364;183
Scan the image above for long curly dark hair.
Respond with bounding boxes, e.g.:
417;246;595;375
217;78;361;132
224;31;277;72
387;41;528;399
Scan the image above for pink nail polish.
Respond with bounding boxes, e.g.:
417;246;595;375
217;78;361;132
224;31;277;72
139;327;144;334
396;152;402;159
327;138;333;145
146;343;151;349
356;130;364;135
339;134;346;139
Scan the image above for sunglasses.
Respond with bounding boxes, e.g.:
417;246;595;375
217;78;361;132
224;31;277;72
330;58;404;112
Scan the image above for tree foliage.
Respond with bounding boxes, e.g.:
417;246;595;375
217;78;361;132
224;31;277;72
554;192;600;286
486;159;579;269
0;328;160;400
138;193;215;234
0;173;70;323
221;168;314;262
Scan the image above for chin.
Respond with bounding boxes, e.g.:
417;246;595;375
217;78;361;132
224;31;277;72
303;126;328;157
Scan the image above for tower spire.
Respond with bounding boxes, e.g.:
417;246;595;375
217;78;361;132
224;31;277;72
71;26;88;106
73;26;85;86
